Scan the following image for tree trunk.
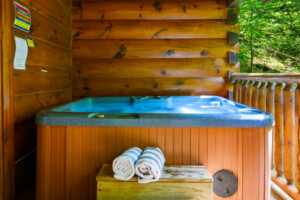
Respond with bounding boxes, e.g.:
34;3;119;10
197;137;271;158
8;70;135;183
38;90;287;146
250;8;254;72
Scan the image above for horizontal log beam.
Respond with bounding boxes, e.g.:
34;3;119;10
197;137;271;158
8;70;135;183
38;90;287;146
19;0;71;28
73;39;239;59
73;58;238;78
14;65;71;95
73;77;230;98
72;0;228;20
14;31;72;69
72;20;239;39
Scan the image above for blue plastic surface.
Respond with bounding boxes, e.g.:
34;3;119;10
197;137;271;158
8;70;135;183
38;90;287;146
36;96;274;127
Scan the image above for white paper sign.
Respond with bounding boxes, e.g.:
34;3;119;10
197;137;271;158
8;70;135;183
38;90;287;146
14;36;28;70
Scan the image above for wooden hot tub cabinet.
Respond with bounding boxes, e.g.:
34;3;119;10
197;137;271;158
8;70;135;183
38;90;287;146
36;125;272;200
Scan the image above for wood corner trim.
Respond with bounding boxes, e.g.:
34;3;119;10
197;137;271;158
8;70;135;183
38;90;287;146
227;0;245;8
228;51;239;64
228;32;239;45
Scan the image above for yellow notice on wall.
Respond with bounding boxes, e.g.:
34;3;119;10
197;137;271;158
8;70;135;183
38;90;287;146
13;2;31;33
26;36;35;48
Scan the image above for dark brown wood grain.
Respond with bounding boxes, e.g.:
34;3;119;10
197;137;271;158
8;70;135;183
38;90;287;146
14;150;36;199
14;89;72;127
72;0;240;98
18;0;71;28
72;20;239;39
2;0;15;199
73;77;230;98
15;1;71;48
57;0;72;11
72;0;228;20
14;123;36;160
73;58;238;79
14;66;71;95
73;39;239;59
14;31;72;69
0;0;3;197
12;0;73;198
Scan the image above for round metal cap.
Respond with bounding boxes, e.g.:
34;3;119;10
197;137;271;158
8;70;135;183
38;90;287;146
213;170;238;198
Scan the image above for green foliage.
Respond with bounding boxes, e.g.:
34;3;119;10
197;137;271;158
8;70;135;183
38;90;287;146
239;0;300;73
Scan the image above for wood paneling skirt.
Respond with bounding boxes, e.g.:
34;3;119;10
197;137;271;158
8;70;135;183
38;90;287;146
36;126;272;200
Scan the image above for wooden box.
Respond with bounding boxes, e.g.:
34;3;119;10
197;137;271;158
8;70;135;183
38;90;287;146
97;164;213;200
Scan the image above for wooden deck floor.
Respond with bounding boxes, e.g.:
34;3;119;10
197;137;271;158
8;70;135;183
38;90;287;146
17;183;284;200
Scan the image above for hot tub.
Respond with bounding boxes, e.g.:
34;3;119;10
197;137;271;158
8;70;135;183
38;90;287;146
36;96;274;200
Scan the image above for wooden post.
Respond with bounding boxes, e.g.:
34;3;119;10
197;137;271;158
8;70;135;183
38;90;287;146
235;80;242;103
258;81;267;111
246;80;254;107
233;79;239;102
0;0;3;198
238;80;244;103
266;82;276;116
274;83;285;177
241;80;249;105
252;81;261;109
295;86;300;191
283;83;296;185
266;82;276;170
2;0;15;199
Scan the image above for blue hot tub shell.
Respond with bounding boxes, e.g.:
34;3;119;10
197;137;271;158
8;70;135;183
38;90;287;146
36;95;274;127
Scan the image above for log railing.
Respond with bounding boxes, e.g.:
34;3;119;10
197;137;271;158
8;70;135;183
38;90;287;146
231;73;300;199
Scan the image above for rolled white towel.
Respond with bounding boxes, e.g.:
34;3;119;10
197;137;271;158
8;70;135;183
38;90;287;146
135;147;166;183
113;147;142;180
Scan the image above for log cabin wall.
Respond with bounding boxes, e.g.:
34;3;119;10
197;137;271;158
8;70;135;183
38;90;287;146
72;0;240;98
12;0;73;197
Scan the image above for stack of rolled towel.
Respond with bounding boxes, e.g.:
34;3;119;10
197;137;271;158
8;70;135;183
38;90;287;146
112;147;142;180
135;147;166;183
112;147;166;183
